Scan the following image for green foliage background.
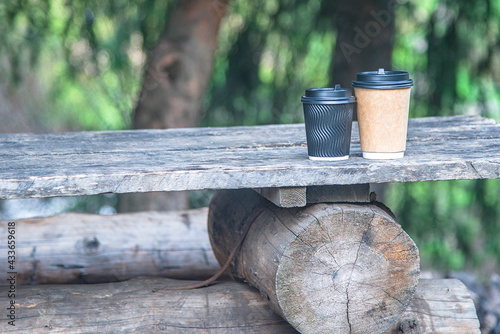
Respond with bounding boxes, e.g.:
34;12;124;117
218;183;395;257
1;0;499;275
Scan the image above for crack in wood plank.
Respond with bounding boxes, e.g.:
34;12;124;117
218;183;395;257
466;161;483;179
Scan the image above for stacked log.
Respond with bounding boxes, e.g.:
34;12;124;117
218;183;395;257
0;277;479;333
0;196;481;333
208;189;420;334
0;209;219;284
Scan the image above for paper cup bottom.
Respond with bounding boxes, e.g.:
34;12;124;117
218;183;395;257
309;155;349;161
362;152;404;159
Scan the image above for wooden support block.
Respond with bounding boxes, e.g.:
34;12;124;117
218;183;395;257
253;184;371;208
208;189;420;334
0;209;220;284
253;187;307;207
0;278;479;333
306;184;371;203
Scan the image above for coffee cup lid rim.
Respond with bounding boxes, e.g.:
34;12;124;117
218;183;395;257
352;68;414;89
301;84;356;104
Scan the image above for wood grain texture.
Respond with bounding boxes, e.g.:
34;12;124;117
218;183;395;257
384;279;481;334
1;115;499;199
0;277;479;334
253;184;371;208
0;277;295;334
253;187;307;207
306;184;371;203
208;189;420;334
0;209;220;284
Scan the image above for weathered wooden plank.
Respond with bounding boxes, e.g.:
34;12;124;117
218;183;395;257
0;209;220;284
0;115;494;157
1;116;499;199
0;115;493;155
0;278;478;333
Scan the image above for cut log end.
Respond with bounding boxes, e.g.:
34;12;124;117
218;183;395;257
275;204;420;334
209;189;420;334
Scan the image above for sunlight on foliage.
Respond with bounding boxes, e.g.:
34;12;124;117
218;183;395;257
0;0;172;131
385;179;500;274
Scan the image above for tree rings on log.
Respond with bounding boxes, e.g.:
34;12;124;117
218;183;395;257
208;189;420;334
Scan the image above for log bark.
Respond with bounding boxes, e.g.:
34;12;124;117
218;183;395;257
0;209;220;285
208;189;420;334
0;278;478;333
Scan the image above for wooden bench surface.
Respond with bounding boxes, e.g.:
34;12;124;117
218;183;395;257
1;115;499;199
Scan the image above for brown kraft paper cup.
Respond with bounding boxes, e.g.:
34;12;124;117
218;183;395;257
354;87;411;158
352;69;413;159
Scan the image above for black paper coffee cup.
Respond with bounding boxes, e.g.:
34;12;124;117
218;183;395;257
301;84;356;160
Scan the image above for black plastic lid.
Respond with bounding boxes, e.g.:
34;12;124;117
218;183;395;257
301;84;356;104
352;68;413;89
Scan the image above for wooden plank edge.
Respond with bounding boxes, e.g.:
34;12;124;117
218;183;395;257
253;184;371;208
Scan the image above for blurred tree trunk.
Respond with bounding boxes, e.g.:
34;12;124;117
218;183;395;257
328;0;394;88
120;0;231;212
327;0;395;202
134;0;230;129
